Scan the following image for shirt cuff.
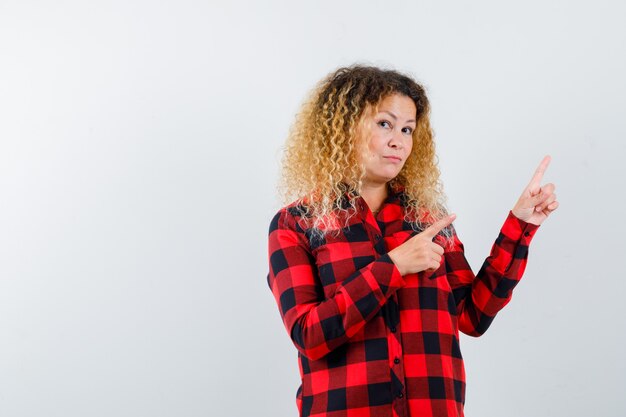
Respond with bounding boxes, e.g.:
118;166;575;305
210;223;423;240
374;252;406;292
502;210;541;245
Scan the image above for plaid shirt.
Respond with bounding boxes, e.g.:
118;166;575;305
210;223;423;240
267;185;540;417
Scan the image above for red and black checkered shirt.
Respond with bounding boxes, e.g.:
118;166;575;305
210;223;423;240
267;185;540;417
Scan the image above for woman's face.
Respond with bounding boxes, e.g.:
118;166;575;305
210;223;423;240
357;93;417;184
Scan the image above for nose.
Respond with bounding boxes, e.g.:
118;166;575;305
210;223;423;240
388;129;404;148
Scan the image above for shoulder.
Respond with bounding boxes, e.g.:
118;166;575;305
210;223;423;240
268;202;319;258
268;200;312;235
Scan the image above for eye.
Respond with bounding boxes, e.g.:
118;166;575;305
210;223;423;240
378;120;392;129
402;127;414;134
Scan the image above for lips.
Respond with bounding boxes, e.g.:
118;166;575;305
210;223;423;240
383;156;402;161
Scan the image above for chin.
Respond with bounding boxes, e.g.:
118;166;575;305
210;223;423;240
374;175;399;183
382;170;402;180
366;168;402;184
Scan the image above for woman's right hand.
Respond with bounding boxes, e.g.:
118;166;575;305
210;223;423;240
387;214;457;276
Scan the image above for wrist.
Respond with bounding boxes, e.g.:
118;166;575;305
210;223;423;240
387;252;405;276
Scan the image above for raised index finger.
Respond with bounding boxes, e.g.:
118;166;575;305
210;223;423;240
527;155;551;189
421;213;456;239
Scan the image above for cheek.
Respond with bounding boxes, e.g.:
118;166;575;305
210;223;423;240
369;135;388;154
368;142;379;156
360;139;377;159
355;144;373;165
406;139;414;156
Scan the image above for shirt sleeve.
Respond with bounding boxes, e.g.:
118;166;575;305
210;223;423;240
443;210;541;336
267;208;406;361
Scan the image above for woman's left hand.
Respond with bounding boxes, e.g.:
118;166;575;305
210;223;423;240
511;155;559;226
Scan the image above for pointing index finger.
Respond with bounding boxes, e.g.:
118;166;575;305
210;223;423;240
422;213;456;239
528;155;551;190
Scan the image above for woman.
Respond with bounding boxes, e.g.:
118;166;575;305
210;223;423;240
266;65;558;417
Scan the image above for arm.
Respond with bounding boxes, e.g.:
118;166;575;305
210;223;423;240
444;210;540;336
267;208;405;361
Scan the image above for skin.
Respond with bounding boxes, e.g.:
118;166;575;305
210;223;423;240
511;155;559;224
356;93;416;213
353;95;559;276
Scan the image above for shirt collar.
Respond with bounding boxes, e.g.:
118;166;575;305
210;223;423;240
338;182;406;208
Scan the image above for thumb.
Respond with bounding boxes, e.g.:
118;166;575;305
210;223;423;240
529;185;541;196
528;187;544;206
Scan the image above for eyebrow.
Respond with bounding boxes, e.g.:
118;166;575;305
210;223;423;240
380;110;416;124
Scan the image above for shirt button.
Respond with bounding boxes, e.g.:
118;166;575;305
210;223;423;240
397;392;403;398
390;327;396;333
374;234;381;240
394;357;400;364
524;231;530;237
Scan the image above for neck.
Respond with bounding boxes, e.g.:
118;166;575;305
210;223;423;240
359;180;389;212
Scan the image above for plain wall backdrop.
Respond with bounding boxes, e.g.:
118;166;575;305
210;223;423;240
1;1;625;416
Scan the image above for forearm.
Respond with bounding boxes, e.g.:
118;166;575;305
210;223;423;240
268;209;405;360
284;254;404;360
447;211;540;336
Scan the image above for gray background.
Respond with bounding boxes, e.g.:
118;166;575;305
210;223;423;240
1;0;625;416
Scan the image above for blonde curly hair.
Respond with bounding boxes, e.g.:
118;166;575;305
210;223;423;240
277;64;454;248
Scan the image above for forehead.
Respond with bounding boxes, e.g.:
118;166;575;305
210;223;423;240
374;94;417;120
